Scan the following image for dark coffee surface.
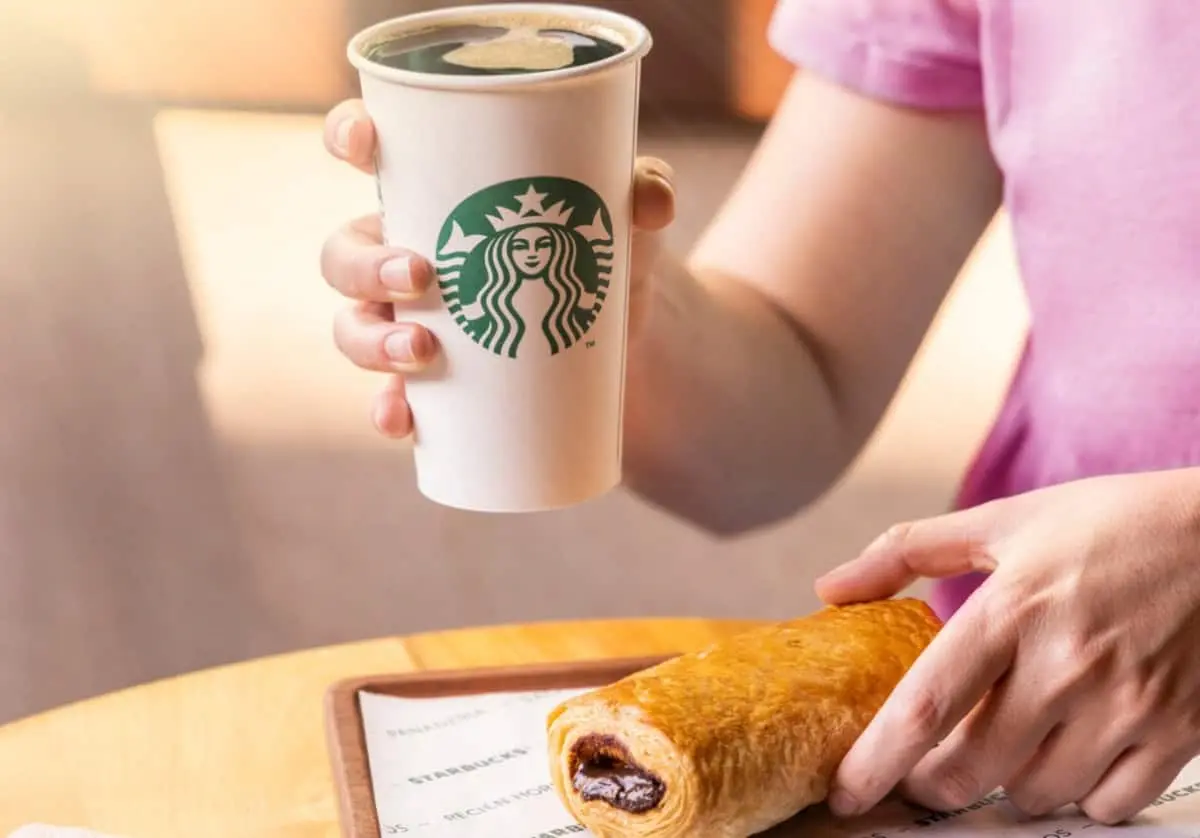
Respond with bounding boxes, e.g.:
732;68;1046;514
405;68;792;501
365;21;624;76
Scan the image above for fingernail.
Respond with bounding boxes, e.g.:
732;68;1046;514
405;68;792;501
334;118;354;156
816;566;849;587
371;398;390;433
639;166;674;194
380;257;423;300
649;173;675;196
642;158;675;183
372;393;396;434
829;789;864;818
384;329;432;369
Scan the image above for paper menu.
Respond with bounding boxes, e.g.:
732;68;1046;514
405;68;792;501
359;687;591;836
358;687;1200;838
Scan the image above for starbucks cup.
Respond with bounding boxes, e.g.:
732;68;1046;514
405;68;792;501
348;4;652;513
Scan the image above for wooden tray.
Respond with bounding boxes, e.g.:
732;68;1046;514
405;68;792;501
324;654;673;838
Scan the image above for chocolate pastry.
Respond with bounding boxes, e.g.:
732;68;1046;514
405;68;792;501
546;598;942;838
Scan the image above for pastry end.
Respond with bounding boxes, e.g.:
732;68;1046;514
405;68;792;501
569;733;666;814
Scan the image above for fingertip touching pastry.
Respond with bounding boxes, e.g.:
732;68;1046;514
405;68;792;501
546;598;942;838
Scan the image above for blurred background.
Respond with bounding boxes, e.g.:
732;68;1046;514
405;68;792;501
0;0;1029;724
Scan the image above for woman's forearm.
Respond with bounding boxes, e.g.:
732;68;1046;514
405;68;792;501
618;72;1004;536
620;255;848;535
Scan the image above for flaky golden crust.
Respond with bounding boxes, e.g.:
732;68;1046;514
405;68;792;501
546;598;942;838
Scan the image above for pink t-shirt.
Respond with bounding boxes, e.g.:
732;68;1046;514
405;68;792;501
769;0;1200;620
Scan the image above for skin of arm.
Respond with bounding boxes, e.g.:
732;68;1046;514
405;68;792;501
619;71;1005;535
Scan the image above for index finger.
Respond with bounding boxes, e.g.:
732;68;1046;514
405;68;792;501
828;591;1017;817
323;99;378;174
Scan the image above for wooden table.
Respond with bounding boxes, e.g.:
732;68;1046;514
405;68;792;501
0;617;763;838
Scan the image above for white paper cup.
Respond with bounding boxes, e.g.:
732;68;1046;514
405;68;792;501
348;4;652;513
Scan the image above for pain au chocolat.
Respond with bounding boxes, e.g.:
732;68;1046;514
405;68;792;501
545;598;942;838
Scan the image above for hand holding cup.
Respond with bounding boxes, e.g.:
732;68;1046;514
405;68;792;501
328;5;672;513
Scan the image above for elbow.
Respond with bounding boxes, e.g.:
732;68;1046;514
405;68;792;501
685;504;801;541
624;461;845;541
695;488;811;539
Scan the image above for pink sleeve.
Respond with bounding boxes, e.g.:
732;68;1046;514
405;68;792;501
768;0;984;110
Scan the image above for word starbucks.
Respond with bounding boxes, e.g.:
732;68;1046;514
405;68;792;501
406;746;532;784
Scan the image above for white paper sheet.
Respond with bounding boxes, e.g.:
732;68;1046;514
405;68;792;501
359;687;1200;838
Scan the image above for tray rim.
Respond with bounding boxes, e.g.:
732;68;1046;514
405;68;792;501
323;653;676;838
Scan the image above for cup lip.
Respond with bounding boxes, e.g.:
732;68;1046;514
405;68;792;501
347;3;652;91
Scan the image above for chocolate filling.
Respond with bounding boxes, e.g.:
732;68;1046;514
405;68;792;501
570;734;666;814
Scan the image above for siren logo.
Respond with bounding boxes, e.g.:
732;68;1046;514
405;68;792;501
435;177;614;359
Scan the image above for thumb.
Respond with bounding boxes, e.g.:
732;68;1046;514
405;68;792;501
816;505;1000;605
633;157;675;233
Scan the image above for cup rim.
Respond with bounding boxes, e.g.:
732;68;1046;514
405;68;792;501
347;2;653;90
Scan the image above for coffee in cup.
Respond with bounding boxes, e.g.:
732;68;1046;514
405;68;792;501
363;17;626;75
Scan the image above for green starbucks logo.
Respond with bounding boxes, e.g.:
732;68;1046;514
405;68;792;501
435;177;614;359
